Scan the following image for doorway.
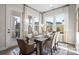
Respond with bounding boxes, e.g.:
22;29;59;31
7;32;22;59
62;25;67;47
6;10;22;48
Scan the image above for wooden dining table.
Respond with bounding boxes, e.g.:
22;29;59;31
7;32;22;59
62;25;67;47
34;35;48;55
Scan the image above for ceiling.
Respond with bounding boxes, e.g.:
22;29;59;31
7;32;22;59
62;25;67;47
27;4;66;12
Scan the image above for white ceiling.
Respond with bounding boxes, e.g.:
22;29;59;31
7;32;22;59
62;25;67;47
27;4;66;12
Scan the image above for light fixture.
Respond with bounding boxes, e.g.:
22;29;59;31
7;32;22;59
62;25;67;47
49;4;53;8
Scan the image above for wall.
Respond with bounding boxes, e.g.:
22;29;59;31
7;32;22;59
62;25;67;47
76;4;79;54
0;5;6;51
66;5;76;44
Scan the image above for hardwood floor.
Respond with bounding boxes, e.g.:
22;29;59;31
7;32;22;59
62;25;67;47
0;46;19;55
0;45;77;55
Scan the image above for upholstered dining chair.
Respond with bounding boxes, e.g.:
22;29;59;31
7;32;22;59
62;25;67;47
16;39;37;55
42;31;56;55
51;32;59;53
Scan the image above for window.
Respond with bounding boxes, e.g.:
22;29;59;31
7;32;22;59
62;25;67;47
11;16;20;38
28;15;39;34
46;16;53;32
28;15;33;34
34;17;39;34
55;14;64;32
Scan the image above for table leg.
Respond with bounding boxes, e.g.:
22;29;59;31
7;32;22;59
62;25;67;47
36;42;39;55
39;42;42;55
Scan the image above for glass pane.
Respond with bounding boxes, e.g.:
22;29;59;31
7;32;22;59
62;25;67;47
46;16;53;32
34;17;39;34
11;16;20;38
55;14;64;42
55;14;64;32
28;15;33;34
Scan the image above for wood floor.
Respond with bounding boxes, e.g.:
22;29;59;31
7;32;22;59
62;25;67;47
0;46;19;55
0;45;77;55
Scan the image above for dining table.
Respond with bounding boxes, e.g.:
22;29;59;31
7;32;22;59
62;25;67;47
34;35;48;55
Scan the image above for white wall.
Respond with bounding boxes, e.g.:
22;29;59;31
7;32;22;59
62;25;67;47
76;4;79;54
0;5;6;51
68;5;76;44
64;5;76;45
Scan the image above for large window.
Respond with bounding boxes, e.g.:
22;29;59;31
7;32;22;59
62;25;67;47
55;14;64;32
34;17;39;34
46;16;53;32
28;15;33;34
28;15;39;34
11;16;21;38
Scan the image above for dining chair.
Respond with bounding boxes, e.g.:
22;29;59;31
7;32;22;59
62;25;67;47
25;36;37;48
51;32;59;52
42;31;56;55
16;39;37;55
25;36;36;44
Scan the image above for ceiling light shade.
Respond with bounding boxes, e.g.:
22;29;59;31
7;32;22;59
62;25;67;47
49;4;53;8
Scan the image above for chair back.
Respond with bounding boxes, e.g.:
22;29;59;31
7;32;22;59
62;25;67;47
43;31;55;48
55;32;60;44
52;32;58;48
50;31;56;48
16;39;28;53
17;39;35;54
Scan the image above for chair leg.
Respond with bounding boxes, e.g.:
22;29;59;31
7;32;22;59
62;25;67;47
19;51;21;55
36;47;38;55
36;51;38;55
52;46;57;55
51;49;53;55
